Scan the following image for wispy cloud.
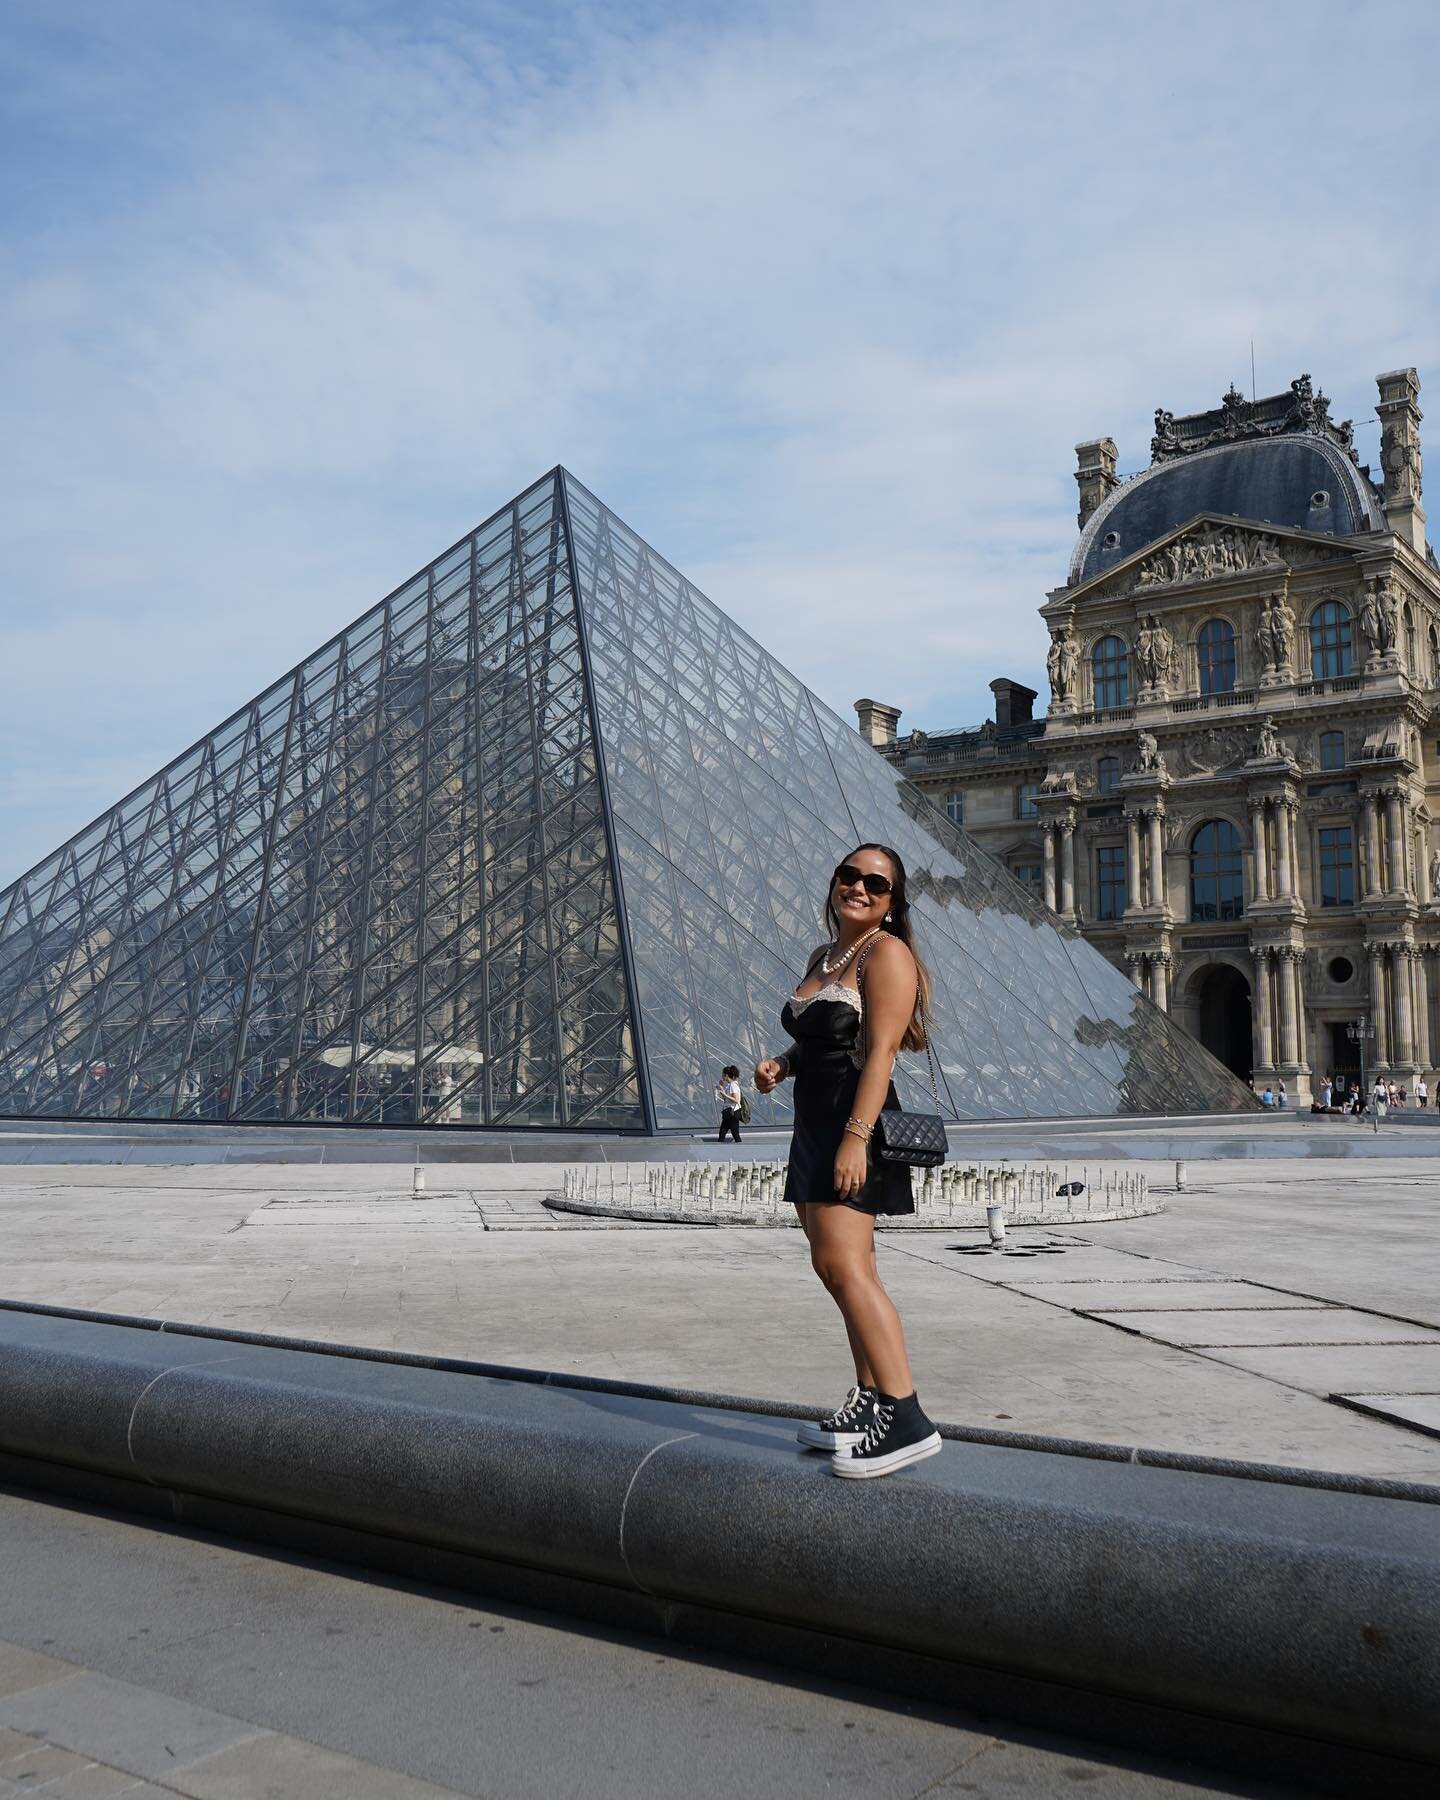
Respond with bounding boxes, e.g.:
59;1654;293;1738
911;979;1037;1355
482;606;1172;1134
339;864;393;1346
3;0;1439;881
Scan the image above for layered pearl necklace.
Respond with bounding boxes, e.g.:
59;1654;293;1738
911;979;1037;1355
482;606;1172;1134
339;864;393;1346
820;925;882;976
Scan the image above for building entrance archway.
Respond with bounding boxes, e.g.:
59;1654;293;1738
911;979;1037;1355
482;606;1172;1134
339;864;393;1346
1194;963;1253;1078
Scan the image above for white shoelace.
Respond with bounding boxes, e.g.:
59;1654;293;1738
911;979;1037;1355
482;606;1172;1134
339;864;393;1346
854;1402;895;1455
825;1384;867;1429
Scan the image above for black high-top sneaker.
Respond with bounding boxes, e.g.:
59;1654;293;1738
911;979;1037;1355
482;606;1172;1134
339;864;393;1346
796;1384;877;1451
831;1391;941;1478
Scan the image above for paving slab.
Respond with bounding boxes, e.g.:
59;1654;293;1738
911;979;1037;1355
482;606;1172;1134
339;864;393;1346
1332;1394;1440;1437
1199;1343;1440;1394
0;1673;265;1780
1011;1280;1330;1312
1089;1308;1440;1347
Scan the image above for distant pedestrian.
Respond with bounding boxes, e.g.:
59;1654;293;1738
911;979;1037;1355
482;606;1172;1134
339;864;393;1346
1419;1074;1429;1109
1373;1076;1389;1119
1320;1076;1333;1109
715;1065;743;1142
1276;1078;1287;1110
1260;1084;1275;1107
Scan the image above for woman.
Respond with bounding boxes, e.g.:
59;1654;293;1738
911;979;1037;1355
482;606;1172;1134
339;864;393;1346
715;1065;743;1143
755;844;941;1480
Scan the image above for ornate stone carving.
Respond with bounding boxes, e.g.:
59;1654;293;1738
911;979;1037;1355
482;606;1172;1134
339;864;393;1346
1430;846;1440;899
1149;374;1353;463
1135;524;1285;591
1178;728;1247;776
1135;730;1167;776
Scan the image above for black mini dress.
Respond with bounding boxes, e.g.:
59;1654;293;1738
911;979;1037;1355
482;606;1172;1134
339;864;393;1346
779;973;914;1218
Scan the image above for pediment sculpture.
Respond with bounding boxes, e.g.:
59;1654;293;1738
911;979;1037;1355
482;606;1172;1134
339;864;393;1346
1135;525;1285;591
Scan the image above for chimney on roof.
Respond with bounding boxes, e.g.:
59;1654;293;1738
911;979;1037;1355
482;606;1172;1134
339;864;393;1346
1075;437;1119;528
990;678;1037;730
1376;368;1427;552
854;698;901;748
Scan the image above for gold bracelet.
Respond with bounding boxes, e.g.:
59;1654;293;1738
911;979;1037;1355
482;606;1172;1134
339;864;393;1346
844;1117;873;1141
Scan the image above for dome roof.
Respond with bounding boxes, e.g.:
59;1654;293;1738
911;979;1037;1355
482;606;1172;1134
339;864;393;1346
1071;433;1385;586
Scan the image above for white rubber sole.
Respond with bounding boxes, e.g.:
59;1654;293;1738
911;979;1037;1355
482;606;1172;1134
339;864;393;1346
831;1430;942;1479
796;1422;866;1451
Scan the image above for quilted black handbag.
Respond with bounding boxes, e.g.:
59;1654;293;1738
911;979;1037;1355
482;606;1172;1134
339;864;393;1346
872;1037;948;1168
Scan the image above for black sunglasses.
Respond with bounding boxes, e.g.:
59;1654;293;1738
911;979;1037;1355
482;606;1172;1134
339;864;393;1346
833;862;893;897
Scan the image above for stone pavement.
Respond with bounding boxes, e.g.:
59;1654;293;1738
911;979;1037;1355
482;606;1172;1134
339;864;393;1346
0;1487;1306;1799
0;1121;1438;1483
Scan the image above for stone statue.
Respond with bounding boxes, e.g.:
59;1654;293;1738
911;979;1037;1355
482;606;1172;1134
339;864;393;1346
1431;846;1440;900
1136;730;1166;776
1255;717;1285;761
1134;615;1176;691
1359;581;1395;658
1256;589;1297;679
1047;629;1079;704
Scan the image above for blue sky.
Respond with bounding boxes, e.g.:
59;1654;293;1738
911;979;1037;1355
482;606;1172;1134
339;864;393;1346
3;0;1439;884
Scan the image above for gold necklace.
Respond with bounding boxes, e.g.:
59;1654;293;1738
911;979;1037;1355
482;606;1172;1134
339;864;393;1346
821;926;881;977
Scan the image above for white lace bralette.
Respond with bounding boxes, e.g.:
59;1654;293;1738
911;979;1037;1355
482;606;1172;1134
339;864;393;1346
788;981;862;1017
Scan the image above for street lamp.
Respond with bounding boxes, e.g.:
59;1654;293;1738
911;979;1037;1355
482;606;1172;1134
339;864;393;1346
1346;1016;1377;1133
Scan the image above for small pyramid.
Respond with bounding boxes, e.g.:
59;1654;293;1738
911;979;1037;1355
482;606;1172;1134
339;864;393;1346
0;470;1253;1129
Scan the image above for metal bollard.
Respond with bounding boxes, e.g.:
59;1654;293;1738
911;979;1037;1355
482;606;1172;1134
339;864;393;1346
985;1205;1006;1245
412;1166;425;1194
1175;1159;1187;1191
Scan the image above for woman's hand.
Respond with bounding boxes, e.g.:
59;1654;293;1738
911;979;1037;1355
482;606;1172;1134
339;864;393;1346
754;1057;784;1094
833;1132;869;1199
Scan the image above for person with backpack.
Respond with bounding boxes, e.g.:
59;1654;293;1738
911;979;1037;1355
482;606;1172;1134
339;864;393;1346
715;1065;744;1142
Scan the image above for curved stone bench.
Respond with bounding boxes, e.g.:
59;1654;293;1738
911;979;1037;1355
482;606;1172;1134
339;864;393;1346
0;1302;1434;1792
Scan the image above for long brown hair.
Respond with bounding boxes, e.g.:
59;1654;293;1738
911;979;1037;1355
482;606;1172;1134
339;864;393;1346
824;842;932;1051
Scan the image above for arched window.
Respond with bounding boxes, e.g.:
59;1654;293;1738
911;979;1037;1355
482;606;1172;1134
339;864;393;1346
1196;618;1236;695
1092;636;1129;710
1096;755;1121;793
1310;600;1353;680
1190;820;1244;922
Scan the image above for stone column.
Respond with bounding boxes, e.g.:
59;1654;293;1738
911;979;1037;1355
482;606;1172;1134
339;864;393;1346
1287;804;1302;905
1059;820;1076;914
1275;801;1293;898
1394;946;1415;1065
1147;810;1165;909
1288;949;1308;1073
1125;815;1142;912
1362;795;1381;897
1252;948;1273;1068
1126;952;1146;991
1386;791;1405;894
1417;831;1431;907
1277;947;1299;1065
1248;801;1269;903
1043;827;1057;910
1412;949;1430;1070
1151;952;1170;1013
1369;944;1390;1065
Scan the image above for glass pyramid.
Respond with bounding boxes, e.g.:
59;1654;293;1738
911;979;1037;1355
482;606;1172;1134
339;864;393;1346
0;469;1253;1131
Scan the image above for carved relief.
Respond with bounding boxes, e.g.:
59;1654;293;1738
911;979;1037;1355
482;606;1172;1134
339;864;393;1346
1135;525;1285;590
1177;728;1247;776
1134;614;1177;692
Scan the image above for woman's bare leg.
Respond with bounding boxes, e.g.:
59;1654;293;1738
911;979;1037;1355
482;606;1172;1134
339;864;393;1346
796;1201;876;1388
807;1204;913;1397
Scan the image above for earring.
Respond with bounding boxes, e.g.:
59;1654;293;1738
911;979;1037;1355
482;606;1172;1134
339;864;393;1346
885;911;893;922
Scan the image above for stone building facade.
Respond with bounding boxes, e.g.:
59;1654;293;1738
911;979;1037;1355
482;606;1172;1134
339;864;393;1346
861;370;1439;1103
